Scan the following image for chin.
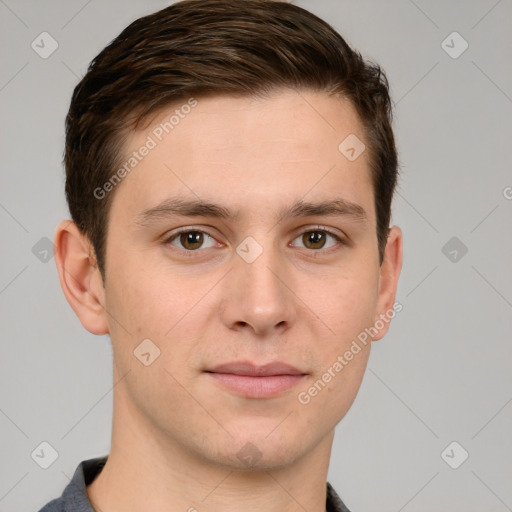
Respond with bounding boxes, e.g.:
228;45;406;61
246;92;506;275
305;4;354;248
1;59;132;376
211;430;306;472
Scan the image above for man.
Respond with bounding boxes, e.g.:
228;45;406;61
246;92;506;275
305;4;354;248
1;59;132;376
39;0;402;510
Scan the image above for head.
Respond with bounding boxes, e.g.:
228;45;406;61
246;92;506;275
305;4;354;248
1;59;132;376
56;0;402;471
65;0;398;281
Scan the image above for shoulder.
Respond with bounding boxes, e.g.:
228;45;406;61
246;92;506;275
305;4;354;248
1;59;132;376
36;497;65;512
326;481;352;512
35;455;108;512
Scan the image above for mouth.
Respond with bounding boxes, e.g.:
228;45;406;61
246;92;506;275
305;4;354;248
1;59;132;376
204;361;308;399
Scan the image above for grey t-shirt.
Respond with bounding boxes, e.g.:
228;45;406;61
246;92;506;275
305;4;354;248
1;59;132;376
37;455;352;512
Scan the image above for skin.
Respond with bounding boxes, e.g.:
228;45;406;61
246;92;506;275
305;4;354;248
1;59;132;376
55;88;402;512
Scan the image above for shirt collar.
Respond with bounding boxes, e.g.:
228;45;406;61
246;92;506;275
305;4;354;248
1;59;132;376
55;455;351;512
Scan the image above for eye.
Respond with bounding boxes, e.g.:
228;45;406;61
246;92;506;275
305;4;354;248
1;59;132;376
165;229;217;251
163;226;345;254
291;228;344;251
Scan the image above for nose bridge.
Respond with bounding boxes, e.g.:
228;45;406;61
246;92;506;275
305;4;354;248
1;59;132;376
244;248;284;308
223;235;295;333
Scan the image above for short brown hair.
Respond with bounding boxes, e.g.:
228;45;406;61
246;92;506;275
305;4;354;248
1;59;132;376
64;0;398;280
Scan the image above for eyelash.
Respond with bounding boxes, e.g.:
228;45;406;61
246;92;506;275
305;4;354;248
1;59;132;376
163;226;346;255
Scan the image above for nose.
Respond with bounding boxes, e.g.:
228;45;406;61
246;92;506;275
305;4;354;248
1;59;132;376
219;242;296;337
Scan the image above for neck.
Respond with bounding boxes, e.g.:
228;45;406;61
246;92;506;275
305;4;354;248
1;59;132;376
87;382;334;512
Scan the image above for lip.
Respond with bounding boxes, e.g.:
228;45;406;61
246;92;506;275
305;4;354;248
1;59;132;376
205;361;307;399
207;361;304;377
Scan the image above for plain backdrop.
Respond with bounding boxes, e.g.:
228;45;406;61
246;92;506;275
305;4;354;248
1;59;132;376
1;1;511;511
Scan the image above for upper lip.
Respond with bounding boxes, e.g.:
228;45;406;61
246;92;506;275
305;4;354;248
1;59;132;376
206;361;306;377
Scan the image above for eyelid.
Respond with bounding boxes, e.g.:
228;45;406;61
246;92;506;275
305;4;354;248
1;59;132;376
293;224;346;242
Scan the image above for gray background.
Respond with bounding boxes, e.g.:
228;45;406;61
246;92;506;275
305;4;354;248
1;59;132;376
1;1;511;511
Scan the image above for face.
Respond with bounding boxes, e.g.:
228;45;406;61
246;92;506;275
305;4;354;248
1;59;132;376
99;88;398;470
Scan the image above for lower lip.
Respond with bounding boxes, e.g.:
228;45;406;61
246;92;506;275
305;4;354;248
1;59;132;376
206;372;306;398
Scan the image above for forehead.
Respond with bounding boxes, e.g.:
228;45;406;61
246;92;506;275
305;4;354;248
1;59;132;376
111;89;374;225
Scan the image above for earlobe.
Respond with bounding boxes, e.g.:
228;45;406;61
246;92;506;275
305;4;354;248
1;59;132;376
54;220;109;335
372;225;403;341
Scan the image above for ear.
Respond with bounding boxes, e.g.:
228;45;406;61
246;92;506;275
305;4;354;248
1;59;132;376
54;220;109;335
372;225;403;341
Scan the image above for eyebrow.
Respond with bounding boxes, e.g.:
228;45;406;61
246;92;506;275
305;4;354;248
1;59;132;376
133;196;368;227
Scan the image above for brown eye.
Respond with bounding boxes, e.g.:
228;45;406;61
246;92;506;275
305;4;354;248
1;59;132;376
179;231;204;250
302;231;327;249
292;228;343;251
166;230;216;251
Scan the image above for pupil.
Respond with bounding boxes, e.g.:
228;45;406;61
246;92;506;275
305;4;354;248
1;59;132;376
306;231;325;248
182;231;203;249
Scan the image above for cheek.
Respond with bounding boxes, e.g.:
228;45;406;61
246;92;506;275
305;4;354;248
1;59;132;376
315;267;379;344
294;333;371;437
105;250;177;332
308;264;378;416
104;255;213;378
